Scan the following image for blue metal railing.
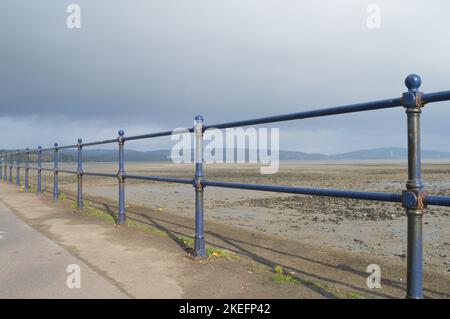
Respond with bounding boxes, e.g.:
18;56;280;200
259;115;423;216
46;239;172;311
1;74;450;299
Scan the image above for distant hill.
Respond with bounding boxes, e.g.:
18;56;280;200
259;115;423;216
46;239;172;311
329;147;450;160
58;147;450;162
279;148;450;160
2;147;450;162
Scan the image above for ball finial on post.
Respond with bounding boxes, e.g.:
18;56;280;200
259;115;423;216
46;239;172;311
54;142;58;148
118;130;125;136
403;74;423;108
405;74;422;92
77;138;82;144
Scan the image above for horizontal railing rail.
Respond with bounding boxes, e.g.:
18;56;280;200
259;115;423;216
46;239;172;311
1;74;450;299
202;180;404;203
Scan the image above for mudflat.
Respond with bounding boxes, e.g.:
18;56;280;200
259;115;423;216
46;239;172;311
32;161;450;275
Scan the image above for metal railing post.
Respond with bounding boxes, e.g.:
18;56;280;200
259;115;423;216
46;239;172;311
24;148;29;191
117;130;126;225
53;143;59;200
194;115;206;258
77;138;83;208
3;154;6;182
15;151;20;186
4;154;7;182
401;74;425;299
0;154;3;181
9;152;13;183
37;146;42;193
2;154;5;182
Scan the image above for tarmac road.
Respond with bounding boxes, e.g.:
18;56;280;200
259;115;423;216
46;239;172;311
0;201;127;298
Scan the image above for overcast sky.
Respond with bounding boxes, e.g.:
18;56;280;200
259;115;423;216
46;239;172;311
1;0;449;153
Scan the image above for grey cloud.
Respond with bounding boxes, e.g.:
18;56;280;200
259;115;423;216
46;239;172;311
0;0;449;152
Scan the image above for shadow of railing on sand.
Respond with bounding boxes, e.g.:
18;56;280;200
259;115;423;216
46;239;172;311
49;189;449;299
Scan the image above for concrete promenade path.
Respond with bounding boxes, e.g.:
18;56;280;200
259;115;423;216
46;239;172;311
0;200;126;298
